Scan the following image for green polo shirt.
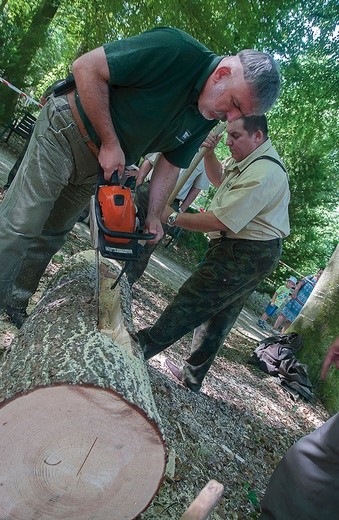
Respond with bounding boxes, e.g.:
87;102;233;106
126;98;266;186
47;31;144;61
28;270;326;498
75;27;221;167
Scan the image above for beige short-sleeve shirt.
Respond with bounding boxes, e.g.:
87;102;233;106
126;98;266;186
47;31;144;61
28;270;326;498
208;139;290;241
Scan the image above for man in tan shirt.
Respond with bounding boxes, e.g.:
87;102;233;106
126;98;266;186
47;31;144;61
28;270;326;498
137;115;290;392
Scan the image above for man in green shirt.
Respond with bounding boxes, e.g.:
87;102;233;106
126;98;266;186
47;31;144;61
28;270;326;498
0;27;280;327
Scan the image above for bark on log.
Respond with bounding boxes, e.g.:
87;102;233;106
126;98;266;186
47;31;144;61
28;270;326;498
0;251;166;520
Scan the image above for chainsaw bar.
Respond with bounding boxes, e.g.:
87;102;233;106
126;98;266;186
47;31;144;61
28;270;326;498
90;168;155;325
89;195;100;323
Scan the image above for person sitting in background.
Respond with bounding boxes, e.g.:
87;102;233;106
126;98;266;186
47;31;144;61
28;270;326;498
126;152;210;211
130;153;155;186
272;268;324;333
258;275;297;330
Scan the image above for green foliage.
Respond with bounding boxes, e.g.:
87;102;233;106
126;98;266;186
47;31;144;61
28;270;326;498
269;49;338;274
0;0;64;120
174;229;208;269
0;0;337;362
265;0;338;276
196;1;338;280
0;0;303;115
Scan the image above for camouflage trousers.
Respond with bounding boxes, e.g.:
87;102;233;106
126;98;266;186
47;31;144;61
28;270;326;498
0;94;98;310
137;236;282;391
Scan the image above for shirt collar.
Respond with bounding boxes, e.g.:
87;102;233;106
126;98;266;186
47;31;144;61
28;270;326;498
225;138;273;173
190;56;223;106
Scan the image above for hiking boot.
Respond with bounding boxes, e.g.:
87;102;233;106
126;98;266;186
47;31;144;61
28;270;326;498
164;358;202;393
6;305;28;328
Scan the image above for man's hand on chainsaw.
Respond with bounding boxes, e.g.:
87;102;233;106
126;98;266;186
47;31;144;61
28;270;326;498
144;215;164;243
99;143;126;181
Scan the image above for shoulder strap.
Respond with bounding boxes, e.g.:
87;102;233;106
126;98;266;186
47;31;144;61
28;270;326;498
241;155;287;174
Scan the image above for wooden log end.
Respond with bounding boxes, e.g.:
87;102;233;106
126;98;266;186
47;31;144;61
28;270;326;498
0;384;166;519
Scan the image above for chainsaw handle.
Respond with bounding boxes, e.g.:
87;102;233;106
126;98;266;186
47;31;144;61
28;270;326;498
97;165;120;186
94;196;156;241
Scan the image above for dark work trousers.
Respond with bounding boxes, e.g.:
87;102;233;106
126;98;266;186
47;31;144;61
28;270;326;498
260;413;339;520
137;236;282;391
0;94;98;311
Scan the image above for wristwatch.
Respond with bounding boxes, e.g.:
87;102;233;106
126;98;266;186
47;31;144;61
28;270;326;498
166;211;179;227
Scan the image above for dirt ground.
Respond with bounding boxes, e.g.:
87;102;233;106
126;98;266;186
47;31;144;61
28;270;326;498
0;141;331;519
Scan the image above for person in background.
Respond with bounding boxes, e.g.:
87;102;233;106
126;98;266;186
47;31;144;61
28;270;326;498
136;114;290;392
272;268;324;334
0;27;281;328
125;153;210;287
257;275;297;330
137;152;210;212
131;154;155;186
260;336;339;520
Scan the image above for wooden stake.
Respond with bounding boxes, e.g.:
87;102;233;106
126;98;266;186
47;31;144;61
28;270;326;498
167;122;227;206
180;480;224;520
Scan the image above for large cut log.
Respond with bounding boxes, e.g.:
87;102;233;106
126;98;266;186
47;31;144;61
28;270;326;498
0;251;166;520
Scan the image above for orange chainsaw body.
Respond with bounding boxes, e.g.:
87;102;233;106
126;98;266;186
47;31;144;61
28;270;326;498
98;186;136;244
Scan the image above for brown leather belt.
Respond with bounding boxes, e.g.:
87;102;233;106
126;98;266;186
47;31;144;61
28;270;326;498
67;90;99;158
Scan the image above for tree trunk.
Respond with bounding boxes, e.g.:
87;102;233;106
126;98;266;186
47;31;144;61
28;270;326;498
0;0;8;15
289;244;339;413
0;251;166;520
0;0;62;123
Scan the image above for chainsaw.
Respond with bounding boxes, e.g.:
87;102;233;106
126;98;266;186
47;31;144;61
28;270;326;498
90;167;155;320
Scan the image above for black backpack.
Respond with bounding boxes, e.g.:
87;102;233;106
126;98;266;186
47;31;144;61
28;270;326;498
247;333;313;401
248;333;304;375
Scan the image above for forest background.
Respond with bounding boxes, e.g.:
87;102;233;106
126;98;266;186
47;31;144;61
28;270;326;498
0;0;338;286
0;0;338;407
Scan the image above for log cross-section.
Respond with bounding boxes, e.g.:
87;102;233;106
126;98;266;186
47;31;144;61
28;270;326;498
0;251;166;520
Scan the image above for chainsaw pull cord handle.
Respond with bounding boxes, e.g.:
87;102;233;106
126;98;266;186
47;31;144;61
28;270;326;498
95;165;156;241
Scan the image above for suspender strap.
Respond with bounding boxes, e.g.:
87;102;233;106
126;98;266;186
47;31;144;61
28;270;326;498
218;155;287;239
241;155;287;174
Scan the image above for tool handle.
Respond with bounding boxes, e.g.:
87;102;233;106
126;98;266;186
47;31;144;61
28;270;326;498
97;165;120;186
167;121;227;206
94;197;155;241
